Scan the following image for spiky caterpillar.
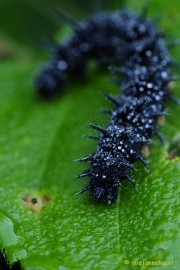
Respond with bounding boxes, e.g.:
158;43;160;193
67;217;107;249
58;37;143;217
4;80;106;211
36;9;177;204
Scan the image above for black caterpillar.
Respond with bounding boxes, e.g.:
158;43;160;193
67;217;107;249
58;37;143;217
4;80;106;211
36;9;178;204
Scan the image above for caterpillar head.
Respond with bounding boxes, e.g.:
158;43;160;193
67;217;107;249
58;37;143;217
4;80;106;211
35;62;67;99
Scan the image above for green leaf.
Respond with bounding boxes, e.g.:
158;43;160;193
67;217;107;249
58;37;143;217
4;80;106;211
0;1;180;269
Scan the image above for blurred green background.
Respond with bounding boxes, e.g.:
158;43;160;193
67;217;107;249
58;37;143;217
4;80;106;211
0;0;125;59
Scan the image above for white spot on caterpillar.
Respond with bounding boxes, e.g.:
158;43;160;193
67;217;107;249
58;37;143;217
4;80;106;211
147;83;153;89
58;60;68;71
161;71;168;79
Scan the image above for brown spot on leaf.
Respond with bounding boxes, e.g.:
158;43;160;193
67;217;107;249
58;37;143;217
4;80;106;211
22;194;30;203
141;145;150;158
166;153;177;160
157;116;165;126
22;192;51;213
168;81;176;91
44;195;51;202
